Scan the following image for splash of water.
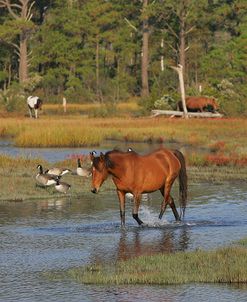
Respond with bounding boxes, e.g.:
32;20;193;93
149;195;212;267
139;205;169;227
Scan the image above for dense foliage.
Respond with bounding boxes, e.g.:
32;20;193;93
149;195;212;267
0;0;246;115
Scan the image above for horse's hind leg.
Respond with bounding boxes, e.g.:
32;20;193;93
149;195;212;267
132;194;143;225
159;179;180;221
169;196;180;221
159;186;168;219
117;190;126;227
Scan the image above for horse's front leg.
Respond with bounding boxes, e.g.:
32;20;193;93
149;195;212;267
28;107;33;118
117;189;126;227
34;109;38;119
133;194;144;225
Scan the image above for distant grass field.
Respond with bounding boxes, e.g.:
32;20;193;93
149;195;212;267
43;101;140;114
0;115;247;168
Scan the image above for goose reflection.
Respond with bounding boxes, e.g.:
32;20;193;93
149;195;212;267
37;199;70;212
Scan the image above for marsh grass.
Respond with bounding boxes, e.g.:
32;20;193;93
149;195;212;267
1;117;247;169
0;116;247;149
1;116;247;151
43;102;140;116
236;238;247;246
64;246;247;285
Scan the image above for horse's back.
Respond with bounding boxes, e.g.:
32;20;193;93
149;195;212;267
132;148;181;183
186;96;217;110
27;96;41;108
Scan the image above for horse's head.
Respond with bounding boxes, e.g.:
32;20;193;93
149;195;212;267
208;98;218;111
90;151;109;194
38;98;43;110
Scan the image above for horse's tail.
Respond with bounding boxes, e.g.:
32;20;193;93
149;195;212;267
173;149;188;219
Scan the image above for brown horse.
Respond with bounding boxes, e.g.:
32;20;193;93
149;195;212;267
90;148;188;227
177;96;218;113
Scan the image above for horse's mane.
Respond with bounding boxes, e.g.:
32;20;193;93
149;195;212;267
104;149;124;169
93;149;133;169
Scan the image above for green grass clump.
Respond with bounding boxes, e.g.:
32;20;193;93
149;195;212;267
66;246;247;285
236;238;247;246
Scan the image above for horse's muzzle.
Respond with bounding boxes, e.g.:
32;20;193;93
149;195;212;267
91;188;98;194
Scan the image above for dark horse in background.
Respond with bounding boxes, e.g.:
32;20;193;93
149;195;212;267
27;96;43;118
177;96;219;113
90;148;188;227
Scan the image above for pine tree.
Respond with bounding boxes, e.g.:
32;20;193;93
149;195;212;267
0;0;36;83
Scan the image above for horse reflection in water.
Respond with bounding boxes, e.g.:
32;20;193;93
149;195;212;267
89;227;190;264
117;228;190;261
90;148;188;227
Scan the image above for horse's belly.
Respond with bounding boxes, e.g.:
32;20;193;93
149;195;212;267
141;179;164;192
135;173;165;193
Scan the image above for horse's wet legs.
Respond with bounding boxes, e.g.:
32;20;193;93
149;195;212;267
159;180;174;220
117;190;126;227
159;195;180;221
132;194;143;225
159;202;168;220
169;196;180;221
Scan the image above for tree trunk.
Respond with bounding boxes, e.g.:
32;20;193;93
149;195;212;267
95;37;101;102
160;38;164;72
0;0;33;84
141;0;149;97
8;62;11;88
19;33;28;83
68;0;73;8
171;65;188;119
179;5;186;76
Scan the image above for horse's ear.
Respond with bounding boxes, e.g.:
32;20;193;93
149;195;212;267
100;152;105;162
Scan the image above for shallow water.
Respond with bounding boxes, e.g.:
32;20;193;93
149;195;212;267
0;183;247;301
0;139;207;162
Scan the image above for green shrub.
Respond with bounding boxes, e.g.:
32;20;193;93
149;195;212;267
0;83;26;112
89;103;117;118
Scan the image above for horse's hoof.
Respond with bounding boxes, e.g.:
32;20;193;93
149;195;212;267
140;223;148;228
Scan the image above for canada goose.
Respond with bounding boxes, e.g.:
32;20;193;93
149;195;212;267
36;164;57;186
55;178;71;194
45;167;71;177
76;158;91;177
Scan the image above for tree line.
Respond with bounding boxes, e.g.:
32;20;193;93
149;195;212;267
0;0;246;115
